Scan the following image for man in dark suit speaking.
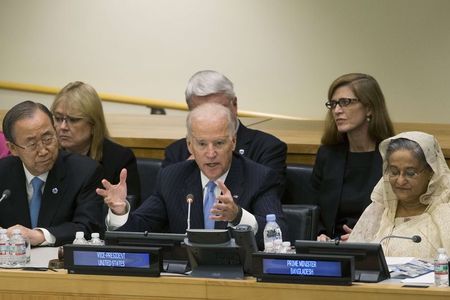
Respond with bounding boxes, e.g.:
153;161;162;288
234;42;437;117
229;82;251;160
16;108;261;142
0;101;104;246
98;103;286;247
162;70;287;194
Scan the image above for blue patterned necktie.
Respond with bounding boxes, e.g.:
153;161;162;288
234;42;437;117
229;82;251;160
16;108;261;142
30;177;44;228
203;181;217;229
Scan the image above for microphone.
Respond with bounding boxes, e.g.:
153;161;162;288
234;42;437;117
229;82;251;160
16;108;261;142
379;234;422;244
186;194;194;230
0;189;11;203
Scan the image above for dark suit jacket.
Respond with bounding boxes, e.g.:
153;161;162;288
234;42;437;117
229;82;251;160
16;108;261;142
162;120;287;195
311;143;382;238
101;138;141;210
119;154;287;248
0;151;104;246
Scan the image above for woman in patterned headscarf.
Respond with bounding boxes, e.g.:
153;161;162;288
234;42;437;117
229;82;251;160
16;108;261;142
349;131;450;260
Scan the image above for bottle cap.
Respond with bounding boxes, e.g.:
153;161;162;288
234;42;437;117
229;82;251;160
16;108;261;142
91;233;100;238
75;231;84;238
266;214;276;222
282;241;291;247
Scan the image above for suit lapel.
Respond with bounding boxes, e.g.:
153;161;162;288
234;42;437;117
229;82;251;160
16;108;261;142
215;155;244;229
9;164;32;227
183;165;204;229
235;122;254;157
38;153;65;228
181;156;244;230
325;144;348;233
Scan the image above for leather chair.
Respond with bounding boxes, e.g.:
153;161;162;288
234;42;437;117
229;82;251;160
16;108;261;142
136;158;162;201
282;204;319;243
282;163;315;205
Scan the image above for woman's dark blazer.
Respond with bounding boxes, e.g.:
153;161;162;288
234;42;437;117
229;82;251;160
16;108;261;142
101;138;141;210
310;143;382;238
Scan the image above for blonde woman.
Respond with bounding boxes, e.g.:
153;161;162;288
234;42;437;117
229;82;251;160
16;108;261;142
51;81;141;211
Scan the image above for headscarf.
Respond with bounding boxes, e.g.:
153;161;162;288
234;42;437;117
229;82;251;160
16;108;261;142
372;131;450;240
349;131;450;259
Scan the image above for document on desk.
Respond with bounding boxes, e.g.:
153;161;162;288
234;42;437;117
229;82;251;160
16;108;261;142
402;272;434;284
28;247;59;268
386;257;434;284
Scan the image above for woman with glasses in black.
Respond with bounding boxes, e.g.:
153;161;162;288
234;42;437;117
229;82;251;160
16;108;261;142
51;82;141;212
312;73;394;242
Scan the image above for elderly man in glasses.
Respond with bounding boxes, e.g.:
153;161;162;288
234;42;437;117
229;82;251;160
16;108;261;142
98;103;286;249
0;101;104;246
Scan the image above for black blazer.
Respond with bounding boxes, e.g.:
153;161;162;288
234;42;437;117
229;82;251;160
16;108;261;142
0;151;104;246
162;121;287;194
311;143;382;238
101;138;141;210
119;154;287;248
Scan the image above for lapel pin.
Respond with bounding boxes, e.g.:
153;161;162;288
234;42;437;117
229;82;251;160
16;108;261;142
52;188;58;194
233;195;239;199
239;149;245;155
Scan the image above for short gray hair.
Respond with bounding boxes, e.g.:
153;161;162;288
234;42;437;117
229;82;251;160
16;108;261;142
186;103;236;138
185;70;236;108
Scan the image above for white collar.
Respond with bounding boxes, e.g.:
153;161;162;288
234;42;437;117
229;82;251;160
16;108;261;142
23;163;49;185
200;169;230;190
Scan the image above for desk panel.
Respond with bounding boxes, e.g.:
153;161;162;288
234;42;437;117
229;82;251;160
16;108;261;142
0;269;449;300
2;111;450;165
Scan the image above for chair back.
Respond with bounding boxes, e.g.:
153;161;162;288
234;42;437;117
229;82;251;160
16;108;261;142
282;204;319;243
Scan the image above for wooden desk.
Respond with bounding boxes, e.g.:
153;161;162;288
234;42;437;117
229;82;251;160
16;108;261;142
106;114;450;165
105;114;275;160
0;269;449;300
2;110;450;165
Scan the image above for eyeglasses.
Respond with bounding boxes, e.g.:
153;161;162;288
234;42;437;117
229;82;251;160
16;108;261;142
191;136;231;151
325;98;359;110
53;115;85;126
386;166;428;180
13;134;56;152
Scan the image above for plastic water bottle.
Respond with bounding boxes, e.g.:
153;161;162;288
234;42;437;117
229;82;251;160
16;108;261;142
434;248;449;287
264;241;274;253
72;231;88;245
263;214;283;253
9;229;27;267
280;241;293;254
273;239;283;253
23;235;31;263
89;233;104;245
0;229;10;267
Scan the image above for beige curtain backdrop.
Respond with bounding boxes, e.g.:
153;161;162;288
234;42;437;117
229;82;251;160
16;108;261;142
0;0;449;123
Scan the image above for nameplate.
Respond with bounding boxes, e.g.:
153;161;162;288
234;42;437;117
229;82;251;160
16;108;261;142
252;252;354;285
63;244;162;277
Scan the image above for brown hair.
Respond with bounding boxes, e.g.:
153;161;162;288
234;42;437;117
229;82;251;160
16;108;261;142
321;73;394;145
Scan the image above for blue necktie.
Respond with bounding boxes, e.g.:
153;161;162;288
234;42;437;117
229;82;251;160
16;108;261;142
30;177;44;228
204;181;216;229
